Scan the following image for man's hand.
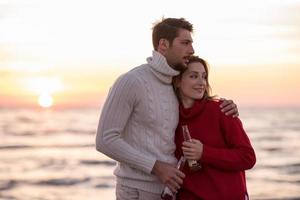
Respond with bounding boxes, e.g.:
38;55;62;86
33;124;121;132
151;160;185;193
182;139;203;161
220;98;239;117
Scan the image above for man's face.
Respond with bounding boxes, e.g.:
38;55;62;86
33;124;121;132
165;29;194;71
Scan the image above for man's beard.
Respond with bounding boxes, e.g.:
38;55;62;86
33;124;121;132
173;63;187;72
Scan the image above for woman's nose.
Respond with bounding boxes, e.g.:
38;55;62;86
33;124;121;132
197;78;205;85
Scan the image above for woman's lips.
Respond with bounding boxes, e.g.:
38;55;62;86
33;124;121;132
194;88;204;93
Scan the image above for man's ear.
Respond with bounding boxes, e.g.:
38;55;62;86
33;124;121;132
158;39;170;52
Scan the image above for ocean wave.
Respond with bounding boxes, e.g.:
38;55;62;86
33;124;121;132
0;144;93;150
95;183;112;188
0;194;16;200
0;180;17;191
263;177;300;184
0;145;31;150
16;116;35;123
35;177;91;186
80;160;116;166
284;163;300;174
0;176;116;191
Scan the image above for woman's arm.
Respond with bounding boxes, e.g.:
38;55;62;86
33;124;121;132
201;116;256;171
182;116;256;171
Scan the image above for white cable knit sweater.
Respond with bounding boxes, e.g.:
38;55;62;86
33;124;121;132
96;51;180;193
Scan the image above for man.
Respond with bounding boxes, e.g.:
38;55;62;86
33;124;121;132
96;18;238;200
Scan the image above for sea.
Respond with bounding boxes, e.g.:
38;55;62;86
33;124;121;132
0;107;300;200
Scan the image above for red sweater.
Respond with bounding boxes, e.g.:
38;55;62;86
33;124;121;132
175;99;256;200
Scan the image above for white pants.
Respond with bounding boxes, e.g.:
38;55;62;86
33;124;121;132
116;183;161;200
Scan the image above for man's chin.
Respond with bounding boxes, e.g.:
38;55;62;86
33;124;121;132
173;63;187;72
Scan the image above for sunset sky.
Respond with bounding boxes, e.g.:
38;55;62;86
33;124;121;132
1;0;300;108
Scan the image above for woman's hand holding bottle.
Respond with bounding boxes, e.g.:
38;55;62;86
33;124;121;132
182;139;203;161
182;125;202;171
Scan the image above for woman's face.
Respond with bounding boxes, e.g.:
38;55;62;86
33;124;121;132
178;62;207;101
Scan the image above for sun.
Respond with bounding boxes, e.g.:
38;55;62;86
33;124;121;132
24;77;63;108
38;93;53;108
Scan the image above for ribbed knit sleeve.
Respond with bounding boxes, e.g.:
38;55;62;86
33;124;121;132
201;114;256;171
95;73;156;174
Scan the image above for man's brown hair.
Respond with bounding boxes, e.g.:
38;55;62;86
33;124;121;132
152;18;193;50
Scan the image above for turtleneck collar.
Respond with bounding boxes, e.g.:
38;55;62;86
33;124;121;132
179;99;208;120
147;50;179;84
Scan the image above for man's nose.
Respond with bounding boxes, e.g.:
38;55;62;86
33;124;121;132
189;45;195;55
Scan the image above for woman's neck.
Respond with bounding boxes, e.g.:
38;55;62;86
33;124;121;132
181;97;195;109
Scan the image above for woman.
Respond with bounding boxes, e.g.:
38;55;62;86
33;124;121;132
173;56;256;200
